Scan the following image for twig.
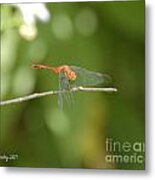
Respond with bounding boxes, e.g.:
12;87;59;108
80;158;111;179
0;86;117;106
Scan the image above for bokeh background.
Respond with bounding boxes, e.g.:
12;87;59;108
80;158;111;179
0;1;145;169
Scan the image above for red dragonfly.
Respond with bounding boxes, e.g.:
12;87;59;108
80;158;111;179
32;63;112;109
32;64;77;81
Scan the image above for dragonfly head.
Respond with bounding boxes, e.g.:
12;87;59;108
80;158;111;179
66;71;77;81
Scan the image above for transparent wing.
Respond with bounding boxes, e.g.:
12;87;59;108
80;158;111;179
58;73;65;110
70;66;112;87
58;73;74;110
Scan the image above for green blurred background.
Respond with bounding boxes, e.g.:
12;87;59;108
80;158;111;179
0;1;145;169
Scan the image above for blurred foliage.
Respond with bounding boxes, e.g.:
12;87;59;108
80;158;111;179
0;1;144;169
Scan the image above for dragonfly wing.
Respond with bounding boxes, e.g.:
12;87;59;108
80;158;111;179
58;73;65;110
58;73;74;110
70;66;112;87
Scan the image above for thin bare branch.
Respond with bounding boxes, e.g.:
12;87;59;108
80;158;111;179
0;86;117;106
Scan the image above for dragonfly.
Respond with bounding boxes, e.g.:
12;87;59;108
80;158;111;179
32;63;112;109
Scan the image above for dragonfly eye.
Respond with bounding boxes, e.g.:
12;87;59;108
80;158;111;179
64;70;77;81
69;71;77;81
